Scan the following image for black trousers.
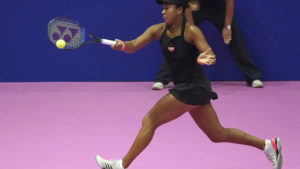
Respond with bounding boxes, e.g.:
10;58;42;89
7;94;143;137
154;6;261;85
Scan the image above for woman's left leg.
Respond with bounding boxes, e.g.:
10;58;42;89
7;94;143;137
189;103;265;150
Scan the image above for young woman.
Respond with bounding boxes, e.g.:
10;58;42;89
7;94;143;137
95;0;282;169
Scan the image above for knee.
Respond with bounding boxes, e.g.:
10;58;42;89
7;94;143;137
207;128;228;143
142;114;159;130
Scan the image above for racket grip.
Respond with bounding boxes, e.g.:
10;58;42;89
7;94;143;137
101;39;116;46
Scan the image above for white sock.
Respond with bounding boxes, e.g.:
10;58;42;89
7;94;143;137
116;159;124;169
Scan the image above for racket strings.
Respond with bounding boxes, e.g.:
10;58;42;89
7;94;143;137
48;18;85;49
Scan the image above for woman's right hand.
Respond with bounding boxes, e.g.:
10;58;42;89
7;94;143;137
111;39;124;51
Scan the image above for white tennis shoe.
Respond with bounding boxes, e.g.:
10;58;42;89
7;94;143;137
152;82;169;90
95;155;125;169
264;138;282;169
251;80;264;88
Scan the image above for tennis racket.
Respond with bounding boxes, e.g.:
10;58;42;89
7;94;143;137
47;17;116;49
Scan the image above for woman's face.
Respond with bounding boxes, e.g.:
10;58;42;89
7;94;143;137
161;3;182;24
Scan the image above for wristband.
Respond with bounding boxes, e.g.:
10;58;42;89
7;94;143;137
121;43;126;51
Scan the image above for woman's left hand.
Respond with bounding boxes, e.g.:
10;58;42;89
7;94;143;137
197;48;216;66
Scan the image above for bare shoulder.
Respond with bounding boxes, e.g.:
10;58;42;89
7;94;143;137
185;22;210;51
185;22;206;42
149;23;165;30
185;22;201;35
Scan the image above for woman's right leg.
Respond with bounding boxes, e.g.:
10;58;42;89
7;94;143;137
121;93;197;168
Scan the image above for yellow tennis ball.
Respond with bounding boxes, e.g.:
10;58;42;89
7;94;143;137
56;39;66;49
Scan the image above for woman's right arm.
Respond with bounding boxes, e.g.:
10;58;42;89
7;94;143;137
111;23;164;53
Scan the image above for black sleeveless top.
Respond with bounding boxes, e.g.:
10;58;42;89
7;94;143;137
159;22;218;105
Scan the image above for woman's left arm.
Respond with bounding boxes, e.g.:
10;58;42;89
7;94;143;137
187;25;216;65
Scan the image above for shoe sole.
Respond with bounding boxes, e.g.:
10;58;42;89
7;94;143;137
276;138;282;169
152;87;164;90
252;85;263;88
252;84;263;88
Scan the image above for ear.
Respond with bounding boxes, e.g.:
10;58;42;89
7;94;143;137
177;6;184;15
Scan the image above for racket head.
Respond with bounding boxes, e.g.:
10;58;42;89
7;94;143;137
47;17;86;49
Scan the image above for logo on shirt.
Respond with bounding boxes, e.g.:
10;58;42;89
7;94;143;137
168;47;175;52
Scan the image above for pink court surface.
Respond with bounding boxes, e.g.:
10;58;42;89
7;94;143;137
1;81;299;169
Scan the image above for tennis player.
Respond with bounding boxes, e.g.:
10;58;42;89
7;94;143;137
95;0;282;169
